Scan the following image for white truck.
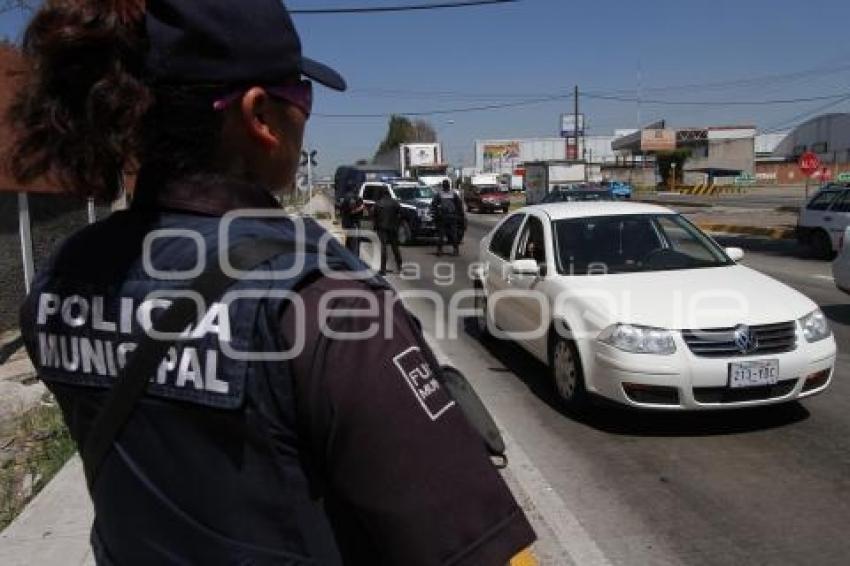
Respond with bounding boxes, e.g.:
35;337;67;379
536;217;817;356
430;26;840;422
399;143;452;188
523;160;586;205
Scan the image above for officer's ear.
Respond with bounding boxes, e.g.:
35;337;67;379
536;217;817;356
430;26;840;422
239;87;281;150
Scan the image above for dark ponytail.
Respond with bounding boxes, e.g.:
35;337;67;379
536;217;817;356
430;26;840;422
7;0;150;202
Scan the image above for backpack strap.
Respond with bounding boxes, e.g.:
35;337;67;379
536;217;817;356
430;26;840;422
81;238;316;489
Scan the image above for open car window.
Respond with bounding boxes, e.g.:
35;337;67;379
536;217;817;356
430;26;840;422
489;214;525;260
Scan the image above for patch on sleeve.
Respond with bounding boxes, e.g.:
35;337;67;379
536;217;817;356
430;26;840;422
393;346;455;421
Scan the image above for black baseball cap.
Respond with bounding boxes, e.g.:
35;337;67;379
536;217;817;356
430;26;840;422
145;0;346;91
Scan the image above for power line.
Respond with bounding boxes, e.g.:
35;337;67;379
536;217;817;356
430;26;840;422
583;92;850;107
314;91;850;119
760;95;850;134
346;58;850;102
290;0;517;14
313;93;571;118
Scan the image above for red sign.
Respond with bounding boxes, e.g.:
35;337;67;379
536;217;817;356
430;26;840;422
798;151;821;176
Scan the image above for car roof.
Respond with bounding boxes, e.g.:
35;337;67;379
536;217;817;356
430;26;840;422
522;201;674;220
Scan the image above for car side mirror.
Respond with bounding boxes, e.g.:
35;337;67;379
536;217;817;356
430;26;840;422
511;259;540;276
725;247;745;262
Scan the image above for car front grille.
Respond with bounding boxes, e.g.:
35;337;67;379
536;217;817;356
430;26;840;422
693;379;798;404
681;322;797;358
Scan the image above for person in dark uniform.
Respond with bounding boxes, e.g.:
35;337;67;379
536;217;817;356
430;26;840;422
431;179;466;256
373;187;404;275
9;1;535;564
339;192;364;255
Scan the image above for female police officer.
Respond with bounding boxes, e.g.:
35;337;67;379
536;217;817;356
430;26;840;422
8;1;534;564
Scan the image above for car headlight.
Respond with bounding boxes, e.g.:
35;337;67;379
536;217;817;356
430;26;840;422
799;309;831;342
598;324;677;355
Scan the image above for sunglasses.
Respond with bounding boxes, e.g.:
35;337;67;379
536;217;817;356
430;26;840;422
213;80;313;117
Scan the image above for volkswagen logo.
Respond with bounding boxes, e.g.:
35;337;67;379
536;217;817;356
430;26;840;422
733;325;759;354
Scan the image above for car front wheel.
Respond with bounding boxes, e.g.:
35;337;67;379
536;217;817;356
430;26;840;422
811;229;834;260
550;335;586;409
474;284;491;338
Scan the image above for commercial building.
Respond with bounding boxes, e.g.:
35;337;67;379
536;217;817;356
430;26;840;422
756;113;850;184
611;121;757;186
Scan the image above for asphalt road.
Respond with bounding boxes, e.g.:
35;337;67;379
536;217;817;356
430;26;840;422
382;213;850;566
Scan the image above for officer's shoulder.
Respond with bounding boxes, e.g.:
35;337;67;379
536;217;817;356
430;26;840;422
298;273;392;301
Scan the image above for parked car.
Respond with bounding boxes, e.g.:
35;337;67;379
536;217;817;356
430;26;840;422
358;179;437;245
833;226;850;294
607;181;633;199
797;183;850;258
464;184;511;214
473;201;836;410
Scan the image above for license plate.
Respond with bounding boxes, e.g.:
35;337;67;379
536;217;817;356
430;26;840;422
728;360;779;389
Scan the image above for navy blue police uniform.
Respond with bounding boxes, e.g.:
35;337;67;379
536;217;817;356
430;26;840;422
17;0;535;563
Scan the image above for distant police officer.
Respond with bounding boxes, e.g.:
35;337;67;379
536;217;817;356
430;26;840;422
431;179;466;256
373;187;404;275
11;1;534;565
339;192;365;255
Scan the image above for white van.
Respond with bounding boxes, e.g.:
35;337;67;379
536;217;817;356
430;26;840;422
797;184;850;258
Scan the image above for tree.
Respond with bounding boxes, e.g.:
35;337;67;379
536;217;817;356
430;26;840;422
656;149;691;189
373;115;437;165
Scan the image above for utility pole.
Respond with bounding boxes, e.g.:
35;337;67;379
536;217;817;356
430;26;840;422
575;84;586;180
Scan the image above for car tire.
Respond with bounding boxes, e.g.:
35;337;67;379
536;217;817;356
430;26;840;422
466;204;473;213
549;333;587;409
502;206;510;214
398;221;413;246
474;283;491;339
811;229;834;260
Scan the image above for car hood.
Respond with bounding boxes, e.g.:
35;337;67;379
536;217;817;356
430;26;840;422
399;198;432;209
553;265;817;330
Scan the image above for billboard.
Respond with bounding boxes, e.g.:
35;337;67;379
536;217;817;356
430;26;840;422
640;129;676;152
483;142;521;171
405;143;441;167
560;114;585;137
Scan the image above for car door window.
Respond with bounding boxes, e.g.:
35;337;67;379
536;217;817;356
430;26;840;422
807;191;839;211
828;190;850;213
489;214;525;259
363;185;381;201
515;216;547;265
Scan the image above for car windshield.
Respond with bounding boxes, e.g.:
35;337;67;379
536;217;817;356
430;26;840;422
543;190;612;203
552;214;733;275
393;186;435;200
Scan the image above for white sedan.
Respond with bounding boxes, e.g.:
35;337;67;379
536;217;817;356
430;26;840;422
474;202;837;410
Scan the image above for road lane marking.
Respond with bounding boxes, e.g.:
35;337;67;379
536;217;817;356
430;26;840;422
424;333;612;566
813;275;835;282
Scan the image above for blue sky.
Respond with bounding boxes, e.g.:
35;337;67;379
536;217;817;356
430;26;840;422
3;0;850;176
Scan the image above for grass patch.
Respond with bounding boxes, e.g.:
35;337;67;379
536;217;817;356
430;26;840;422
0;401;76;531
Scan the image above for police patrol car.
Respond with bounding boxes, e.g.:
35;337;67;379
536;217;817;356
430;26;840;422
358;178;438;245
